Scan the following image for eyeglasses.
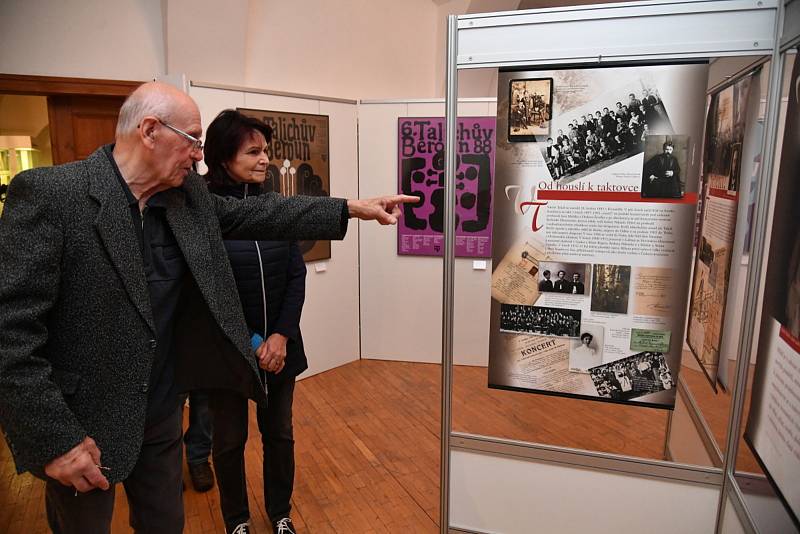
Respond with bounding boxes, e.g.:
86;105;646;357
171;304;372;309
156;118;204;151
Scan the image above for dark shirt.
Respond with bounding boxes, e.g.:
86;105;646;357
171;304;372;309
104;146;187;425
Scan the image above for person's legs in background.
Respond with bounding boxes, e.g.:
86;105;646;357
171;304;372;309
184;391;215;492
258;378;297;534
210;390;252;534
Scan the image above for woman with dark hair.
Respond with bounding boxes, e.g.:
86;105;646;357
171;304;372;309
204;109;305;534
569;332;600;373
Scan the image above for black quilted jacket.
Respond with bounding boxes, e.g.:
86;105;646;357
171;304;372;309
209;181;309;384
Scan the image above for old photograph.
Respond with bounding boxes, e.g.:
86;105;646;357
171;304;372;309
641;134;689;198
509;78;553;141
704;76;752;192
541;87;672;182
591;264;632;314
589;351;674;401
499;304;581;338
538;261;591;295
569;324;605;373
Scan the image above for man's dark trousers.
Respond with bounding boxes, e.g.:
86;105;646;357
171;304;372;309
45;406;184;534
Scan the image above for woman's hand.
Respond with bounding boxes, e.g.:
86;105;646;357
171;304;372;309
256;333;288;374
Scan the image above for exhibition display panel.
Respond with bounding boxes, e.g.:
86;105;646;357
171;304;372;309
489;62;707;409
688;73;757;389
438;1;796;533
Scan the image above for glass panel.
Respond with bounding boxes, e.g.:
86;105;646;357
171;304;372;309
732;50;800;533
451;54;773;469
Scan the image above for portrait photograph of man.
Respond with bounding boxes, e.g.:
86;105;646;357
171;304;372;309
640;134;689;198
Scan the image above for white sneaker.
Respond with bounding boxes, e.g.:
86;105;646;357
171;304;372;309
274;517;296;534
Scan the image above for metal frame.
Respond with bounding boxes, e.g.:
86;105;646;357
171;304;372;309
189;80;358;105
440;15;458;531
715;1;790;531
452;433;721;485
359;97;496;105
440;1;789;533
673;376;725;467
456;0;777;68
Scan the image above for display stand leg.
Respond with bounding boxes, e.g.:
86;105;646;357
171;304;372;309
663;408;673;461
440;14;458;534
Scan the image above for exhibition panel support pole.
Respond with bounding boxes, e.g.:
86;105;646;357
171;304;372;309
714;1;786;532
440;14;458;534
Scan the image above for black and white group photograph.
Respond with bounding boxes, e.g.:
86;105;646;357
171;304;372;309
541;87;672;184
591;264;632;314
499;303;581;338
641;134;689;199
508;78;553;141
589;351;674;401
568;325;605;373
538;262;591;295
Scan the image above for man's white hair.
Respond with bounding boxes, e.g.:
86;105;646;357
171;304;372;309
115;83;178;138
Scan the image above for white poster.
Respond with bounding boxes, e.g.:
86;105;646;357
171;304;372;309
747;320;800;521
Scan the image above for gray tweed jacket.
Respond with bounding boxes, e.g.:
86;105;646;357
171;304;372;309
0;146;347;482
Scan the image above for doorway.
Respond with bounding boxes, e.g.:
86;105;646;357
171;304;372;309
0;73;142;213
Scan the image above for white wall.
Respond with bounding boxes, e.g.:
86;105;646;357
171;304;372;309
451;448;720;533
166;0;249;86
0;0;164;81
242;0;440;100
0;0;509;98
189;85;361;379
358;99;495;366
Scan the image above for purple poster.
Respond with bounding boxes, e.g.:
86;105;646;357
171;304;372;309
397;117;495;257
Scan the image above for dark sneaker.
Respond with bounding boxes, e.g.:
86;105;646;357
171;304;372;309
273;517;296;534
188;460;215;492
230;523;250;534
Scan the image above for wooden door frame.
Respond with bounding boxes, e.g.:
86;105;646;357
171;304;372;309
0;74;143;164
0;73;142;97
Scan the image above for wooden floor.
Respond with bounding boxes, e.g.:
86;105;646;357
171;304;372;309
678;353;761;473
2;359;691;533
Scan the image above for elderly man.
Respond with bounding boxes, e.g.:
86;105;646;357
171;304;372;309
0;82;417;533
